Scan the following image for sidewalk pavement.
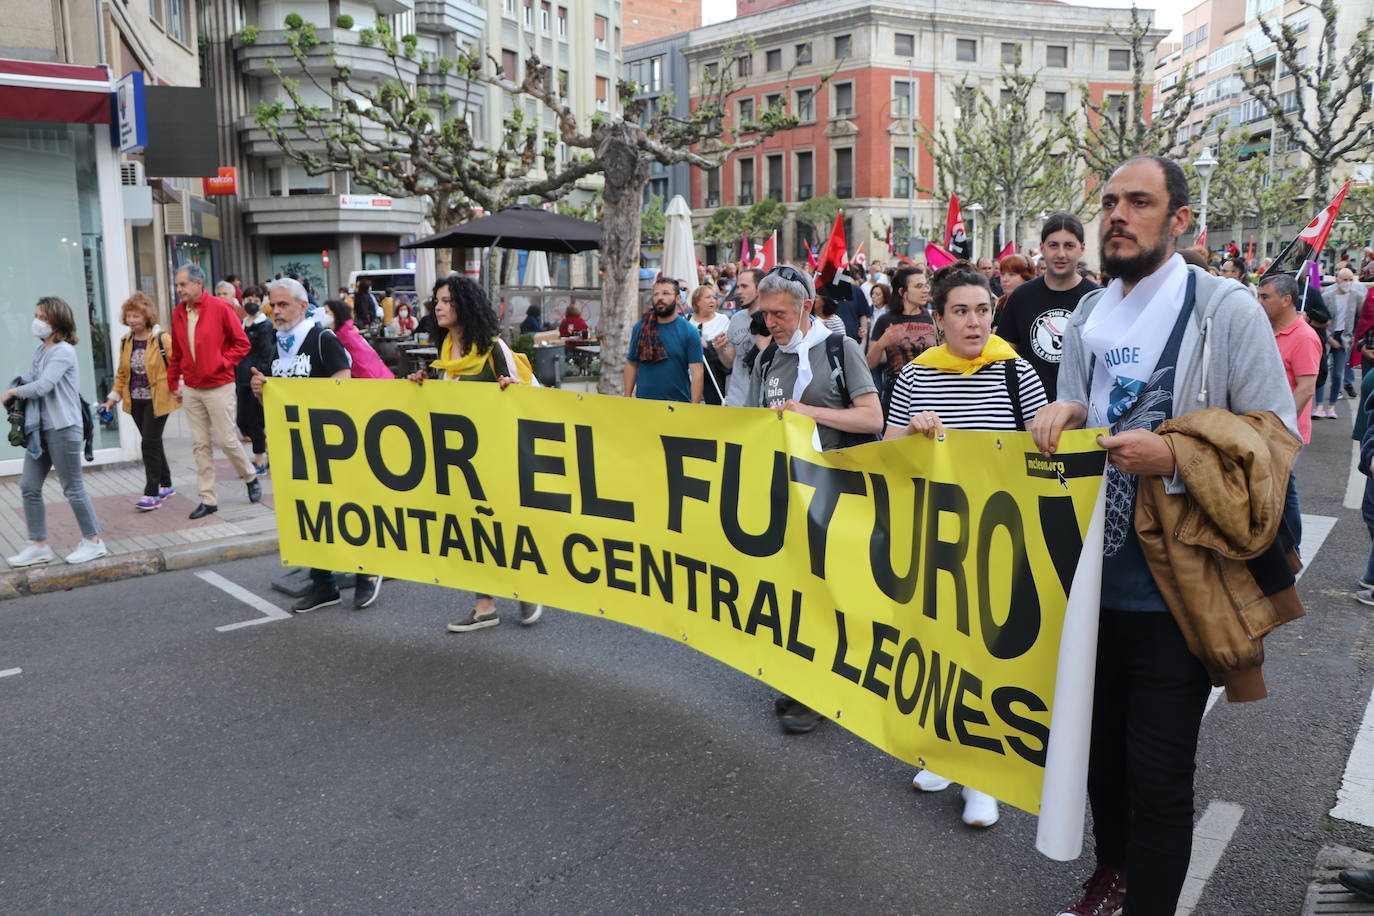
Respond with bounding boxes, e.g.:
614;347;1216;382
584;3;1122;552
0;408;278;600
0;377;600;600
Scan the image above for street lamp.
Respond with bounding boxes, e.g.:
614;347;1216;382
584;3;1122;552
968;202;984;260
996;185;1007;253
1193;148;1219;247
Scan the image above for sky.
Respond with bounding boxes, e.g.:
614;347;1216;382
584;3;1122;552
700;0;1196;41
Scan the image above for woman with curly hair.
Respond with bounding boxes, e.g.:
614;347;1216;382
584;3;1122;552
408;275;541;631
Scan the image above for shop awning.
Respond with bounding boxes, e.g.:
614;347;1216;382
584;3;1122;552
0;59;113;125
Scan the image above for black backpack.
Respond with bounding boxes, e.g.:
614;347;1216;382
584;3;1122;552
756;332;880;448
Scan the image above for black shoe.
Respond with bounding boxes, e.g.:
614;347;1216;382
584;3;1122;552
1347;384;1359;399
189;503;218;519
774;695;800;716
1341;869;1374;901
352;575;380;610
293;585;341;613
247;478;263;503
780;703;824;734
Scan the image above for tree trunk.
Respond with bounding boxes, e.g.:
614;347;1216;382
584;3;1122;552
595;124;651;397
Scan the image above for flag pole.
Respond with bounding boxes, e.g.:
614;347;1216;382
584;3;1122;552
1298;260;1312;313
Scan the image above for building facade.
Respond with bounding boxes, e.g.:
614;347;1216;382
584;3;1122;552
625;32;691;206
683;0;1151;264
0;0;203;471
623;0;699;46
197;0;485;293
1155;0;1374;258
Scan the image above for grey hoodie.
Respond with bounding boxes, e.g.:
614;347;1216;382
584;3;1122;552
1057;264;1300;495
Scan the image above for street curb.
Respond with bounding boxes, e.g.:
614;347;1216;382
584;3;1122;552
0;532;280;600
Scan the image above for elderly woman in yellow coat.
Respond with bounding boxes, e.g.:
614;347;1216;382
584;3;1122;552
101;292;179;511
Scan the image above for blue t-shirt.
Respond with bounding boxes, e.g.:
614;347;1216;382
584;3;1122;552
627;315;704;402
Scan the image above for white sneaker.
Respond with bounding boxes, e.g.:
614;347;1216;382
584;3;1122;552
912;769;953;792
961;787;1000;828
64;538;109;565
6;543;56;568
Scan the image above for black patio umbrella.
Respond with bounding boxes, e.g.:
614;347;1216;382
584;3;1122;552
401;203;601;253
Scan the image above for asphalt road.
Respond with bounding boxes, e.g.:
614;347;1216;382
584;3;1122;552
4;403;1374;915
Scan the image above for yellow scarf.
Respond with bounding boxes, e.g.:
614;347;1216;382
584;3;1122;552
912;334;1020;375
430;333;492;380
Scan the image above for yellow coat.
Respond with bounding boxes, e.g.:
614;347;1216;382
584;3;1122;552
112;328;179;417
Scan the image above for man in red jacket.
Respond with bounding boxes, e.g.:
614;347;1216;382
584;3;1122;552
169;264;261;519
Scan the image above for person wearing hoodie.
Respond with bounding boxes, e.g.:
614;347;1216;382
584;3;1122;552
235;286;275;475
102;292;179;511
322;299;392;379
1032;156;1297;916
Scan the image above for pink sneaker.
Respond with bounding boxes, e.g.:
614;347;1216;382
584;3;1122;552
135;495;162;511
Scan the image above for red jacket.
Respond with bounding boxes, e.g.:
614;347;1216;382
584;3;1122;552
168;293;251;391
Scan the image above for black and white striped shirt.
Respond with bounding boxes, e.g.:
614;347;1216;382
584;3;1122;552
886;358;1049;432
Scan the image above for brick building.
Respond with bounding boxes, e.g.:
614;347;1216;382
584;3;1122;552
624;0;700;45
684;0;1160;263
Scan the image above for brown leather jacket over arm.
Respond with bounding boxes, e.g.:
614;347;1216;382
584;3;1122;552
1136;409;1305;703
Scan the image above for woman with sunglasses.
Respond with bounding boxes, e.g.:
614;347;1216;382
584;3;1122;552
883;262;1048;829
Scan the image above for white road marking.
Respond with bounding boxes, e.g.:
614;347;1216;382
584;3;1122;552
1332;683;1374;828
1202;513;1337;718
0;667;21;678
1346;440;1364;510
196;570;292;632
1177;801;1245;915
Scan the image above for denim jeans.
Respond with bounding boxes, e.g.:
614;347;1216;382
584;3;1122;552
1324;343;1355;405
1283;469;1303;555
20;424;101;542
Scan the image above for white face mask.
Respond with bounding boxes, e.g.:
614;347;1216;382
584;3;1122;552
319;311;335;329
32;318;52;340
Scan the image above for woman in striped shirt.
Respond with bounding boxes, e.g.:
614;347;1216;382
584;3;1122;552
882;262;1048;829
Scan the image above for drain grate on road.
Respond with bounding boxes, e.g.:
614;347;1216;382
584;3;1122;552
1306;883;1374;914
1303;845;1374;916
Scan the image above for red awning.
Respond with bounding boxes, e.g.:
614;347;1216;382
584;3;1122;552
0;58;113;125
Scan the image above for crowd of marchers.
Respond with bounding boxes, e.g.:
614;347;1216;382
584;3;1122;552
9;154;1374;916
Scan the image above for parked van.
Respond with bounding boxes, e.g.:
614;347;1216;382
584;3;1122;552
347;269;416;298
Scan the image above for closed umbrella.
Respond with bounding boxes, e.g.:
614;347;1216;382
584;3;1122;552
662;195;697;290
526;250;551;288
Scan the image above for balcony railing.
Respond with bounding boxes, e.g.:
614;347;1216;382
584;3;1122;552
836;184;853;198
767;188;783;201
738;191;755;205
705;195;721;207
797;183;813;200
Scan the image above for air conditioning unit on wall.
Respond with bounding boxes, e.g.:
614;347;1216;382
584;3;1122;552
121;161;146;186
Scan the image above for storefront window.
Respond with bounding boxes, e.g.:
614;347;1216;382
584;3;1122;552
0;120;118;461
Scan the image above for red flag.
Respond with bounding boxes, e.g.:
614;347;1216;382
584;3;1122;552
885;223;894;253
758;231;777;271
852;241;866;271
925;241;958;269
804;237;818;270
817;212;847;288
1262;180;1353;280
1196;225;1208;249
1246;237;1255;264
945;194;971;259
740;234;751;264
996;242;1016;261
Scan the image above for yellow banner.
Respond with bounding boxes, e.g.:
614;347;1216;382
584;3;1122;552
265;379;1106;816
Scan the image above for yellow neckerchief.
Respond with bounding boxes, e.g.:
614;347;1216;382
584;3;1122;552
430;333;492;380
912;334;1020;375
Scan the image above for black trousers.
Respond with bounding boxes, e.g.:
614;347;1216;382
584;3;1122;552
236;384;266;455
1089;609;1212;916
129;398;171;497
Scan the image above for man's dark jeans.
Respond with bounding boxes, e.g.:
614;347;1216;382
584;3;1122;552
1089;608;1212;916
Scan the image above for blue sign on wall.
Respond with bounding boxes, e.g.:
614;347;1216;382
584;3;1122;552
112;71;148;153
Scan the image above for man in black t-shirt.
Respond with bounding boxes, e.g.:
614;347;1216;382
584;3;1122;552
251;277;382;614
997;212;1099;400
